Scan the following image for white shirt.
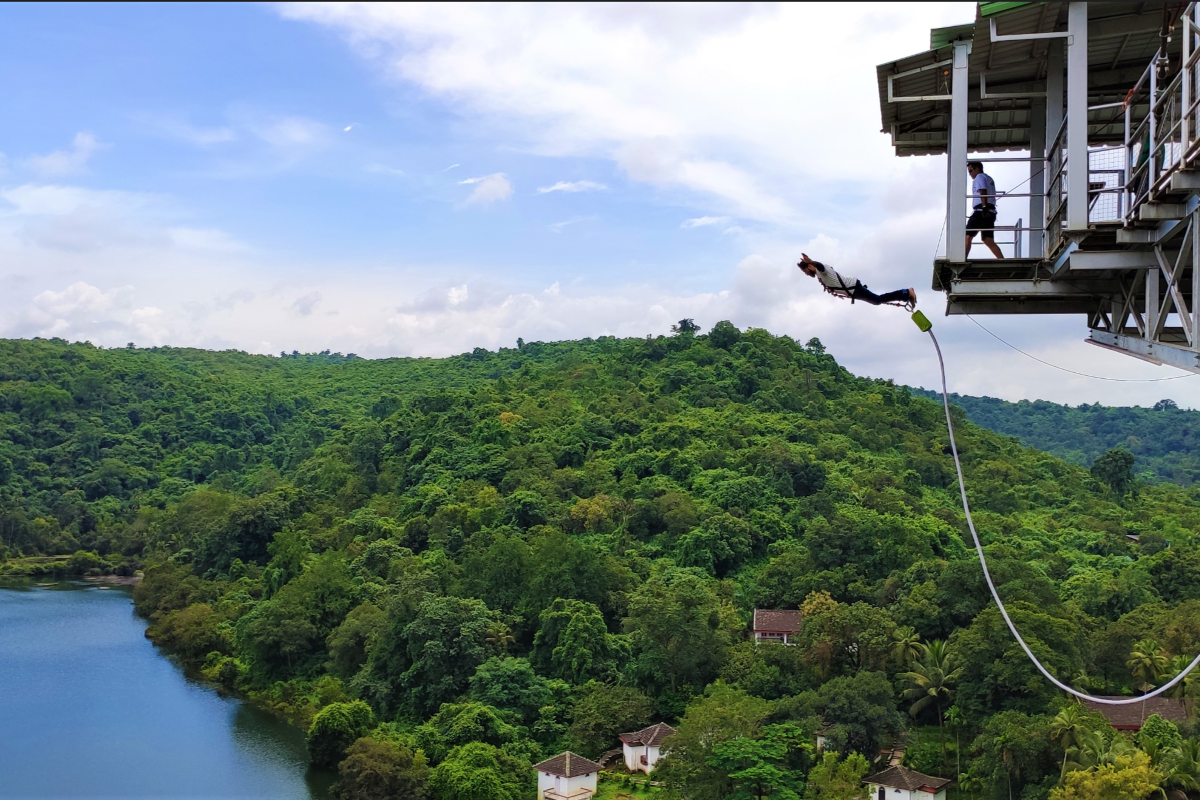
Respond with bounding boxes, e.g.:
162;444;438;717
815;264;858;296
972;172;997;209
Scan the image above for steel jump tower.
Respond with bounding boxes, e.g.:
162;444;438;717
878;2;1200;372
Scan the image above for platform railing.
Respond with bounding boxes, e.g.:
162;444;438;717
1122;2;1200;223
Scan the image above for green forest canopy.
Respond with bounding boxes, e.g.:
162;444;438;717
2;328;1199;800
911;388;1200;486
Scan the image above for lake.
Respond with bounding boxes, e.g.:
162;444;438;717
0;582;334;800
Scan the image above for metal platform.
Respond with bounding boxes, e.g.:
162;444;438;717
879;2;1200;374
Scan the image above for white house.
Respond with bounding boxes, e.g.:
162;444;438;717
619;722;675;774
863;766;951;800
752;609;803;645
533;752;602;800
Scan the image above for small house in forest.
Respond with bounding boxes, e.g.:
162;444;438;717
752;609;803;645
1082;697;1194;731
863;765;951;800
619;722;675;773
533;751;601;800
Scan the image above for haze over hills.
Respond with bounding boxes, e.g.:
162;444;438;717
2;328;1199;800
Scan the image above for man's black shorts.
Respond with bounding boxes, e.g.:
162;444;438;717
966;207;997;240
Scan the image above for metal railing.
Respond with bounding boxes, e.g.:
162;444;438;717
1122;2;1200;221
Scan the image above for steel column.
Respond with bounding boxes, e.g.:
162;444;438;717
947;41;971;262
1066;2;1089;230
1029;98;1047;258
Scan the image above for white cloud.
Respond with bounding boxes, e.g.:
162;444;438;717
137;115;236;146
278;3;975;224
250;115;329;150
681;216;730;228
458;173;513;206
537;180;607;194
366;164;406;177
291;292;321;316
548;215;595;233
22;133;105;177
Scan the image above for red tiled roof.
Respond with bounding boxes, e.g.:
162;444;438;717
864;765;952;792
619;722;676;747
753;609;803;633
533;751;603;778
1082;697;1194;730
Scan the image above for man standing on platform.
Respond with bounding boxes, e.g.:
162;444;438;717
966;161;1004;259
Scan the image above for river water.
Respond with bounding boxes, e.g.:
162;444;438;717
0;583;334;799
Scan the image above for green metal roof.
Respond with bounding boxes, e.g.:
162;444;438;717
979;2;1035;18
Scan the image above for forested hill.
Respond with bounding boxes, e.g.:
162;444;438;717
3;330;1200;800
911;388;1200;486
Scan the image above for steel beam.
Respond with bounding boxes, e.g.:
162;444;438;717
1067;251;1159;269
1088;330;1200;372
1029;98;1047;258
1067;3;1089;230
947;41;971;262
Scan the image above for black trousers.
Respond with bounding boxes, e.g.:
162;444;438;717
850;282;908;306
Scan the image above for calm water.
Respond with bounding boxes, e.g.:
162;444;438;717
0;583;334;800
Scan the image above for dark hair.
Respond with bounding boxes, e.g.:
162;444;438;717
967;161;984;172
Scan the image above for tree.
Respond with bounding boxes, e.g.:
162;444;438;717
327;602;385;678
655;683;773;800
426;742;530;800
709;320;741;349
370;596;500;717
467;657;549;724
567;682;653;757
308;701;376;769
708;723;812;800
899;639;961;765
1091;449;1137;498
1048;749;1164;800
969;711;1055;800
333;737;429;800
1049;704;1087;783
1154;399;1178;411
414;702;522;764
532;599;624;683
672;318;700;335
1128;638;1169;688
803;752;869;800
792;671;905;757
1163;738;1200;796
625;567;735;697
891;626;924;669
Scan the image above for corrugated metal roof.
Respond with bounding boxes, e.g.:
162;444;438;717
877;2;1176;156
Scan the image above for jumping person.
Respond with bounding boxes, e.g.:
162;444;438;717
797;253;916;309
966;161;1004;259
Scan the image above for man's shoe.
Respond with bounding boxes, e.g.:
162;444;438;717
907;288;917;310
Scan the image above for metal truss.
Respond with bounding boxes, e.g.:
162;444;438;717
1088;209;1200;372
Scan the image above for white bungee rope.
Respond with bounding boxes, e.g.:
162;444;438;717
924;324;1200;705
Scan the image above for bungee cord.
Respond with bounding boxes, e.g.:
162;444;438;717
964;314;1196;383
924;322;1200;705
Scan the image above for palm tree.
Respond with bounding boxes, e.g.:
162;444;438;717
900;639;962;765
1164;654;1196;711
1049;704;1087;783
1128;638;1170;688
1063;729;1110;774
945;705;964;779
891;626;924;668
1164;739;1200;795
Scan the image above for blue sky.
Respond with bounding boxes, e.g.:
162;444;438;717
2;2;1197;407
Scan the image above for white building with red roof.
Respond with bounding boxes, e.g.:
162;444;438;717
753;609;803;645
863;765;951;800
619;722;675;774
533;751;601;800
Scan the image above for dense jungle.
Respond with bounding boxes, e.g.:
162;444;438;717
2;325;1199;800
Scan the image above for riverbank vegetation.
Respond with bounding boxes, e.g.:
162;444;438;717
3;329;1200;799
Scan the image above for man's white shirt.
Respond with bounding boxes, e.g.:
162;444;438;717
972;173;997;209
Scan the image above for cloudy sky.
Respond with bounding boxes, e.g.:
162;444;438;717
2;2;1196;407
